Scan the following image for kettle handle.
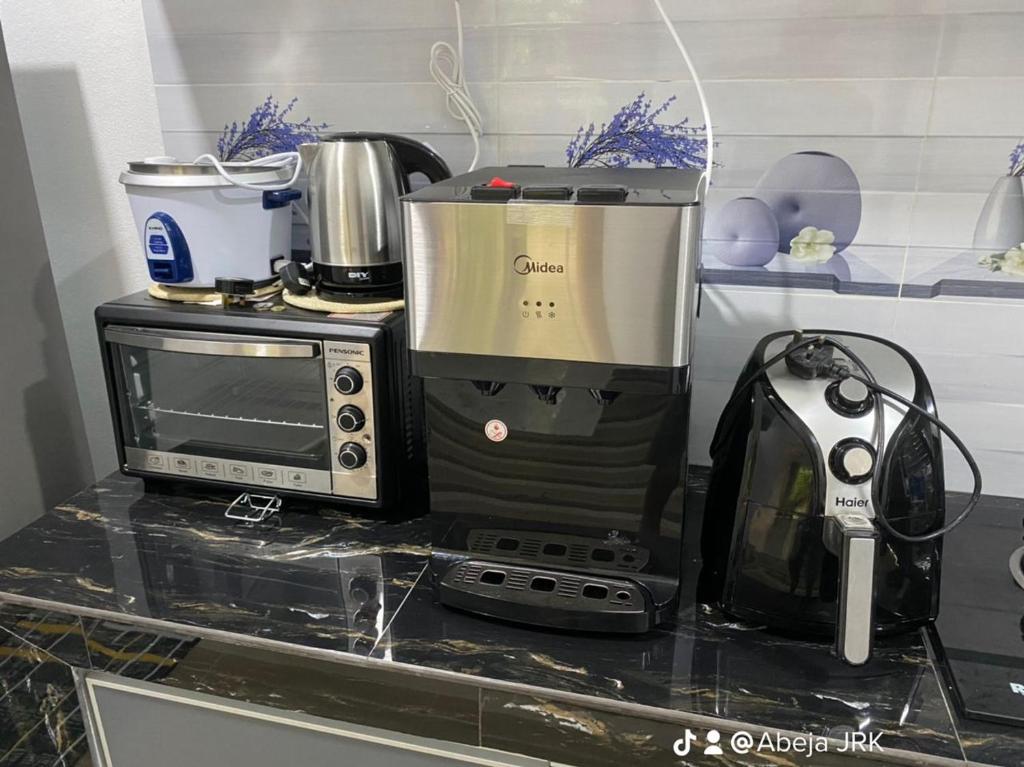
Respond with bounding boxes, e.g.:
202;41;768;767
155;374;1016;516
385;135;452;184
824;513;878;666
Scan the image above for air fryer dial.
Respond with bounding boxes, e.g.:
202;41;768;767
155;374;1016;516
829;439;876;484
826;377;873;417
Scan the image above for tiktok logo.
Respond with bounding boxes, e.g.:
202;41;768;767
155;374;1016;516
673;729;723;757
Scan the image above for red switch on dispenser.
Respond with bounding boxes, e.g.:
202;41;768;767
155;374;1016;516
487;176;517;188
470;176;520;201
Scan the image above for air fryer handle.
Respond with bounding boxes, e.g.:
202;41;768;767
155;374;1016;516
386;135;452;184
825;513;878;666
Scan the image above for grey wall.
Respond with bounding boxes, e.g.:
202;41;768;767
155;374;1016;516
0;0;165;480
0;21;92;538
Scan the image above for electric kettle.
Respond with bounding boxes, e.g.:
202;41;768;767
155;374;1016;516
699;331;980;666
288;132;451;298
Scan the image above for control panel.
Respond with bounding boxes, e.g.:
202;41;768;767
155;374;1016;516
324;340;378;501
764;335;916;520
123;447;332;495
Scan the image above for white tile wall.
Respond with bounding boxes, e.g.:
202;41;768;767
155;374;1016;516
140;0;1024;496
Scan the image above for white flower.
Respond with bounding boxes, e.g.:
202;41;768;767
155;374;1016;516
1002;242;1024;277
789;226;836;263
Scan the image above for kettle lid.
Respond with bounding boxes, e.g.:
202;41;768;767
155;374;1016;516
321;131;399;143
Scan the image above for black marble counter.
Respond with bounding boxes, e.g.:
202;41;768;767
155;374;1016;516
0;472;1021;766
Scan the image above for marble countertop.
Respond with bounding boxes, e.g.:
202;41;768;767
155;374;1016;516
0;471;1021;767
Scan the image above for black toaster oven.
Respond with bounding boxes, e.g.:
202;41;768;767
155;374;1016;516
95;291;424;510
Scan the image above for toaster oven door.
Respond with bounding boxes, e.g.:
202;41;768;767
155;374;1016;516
105;326;332;494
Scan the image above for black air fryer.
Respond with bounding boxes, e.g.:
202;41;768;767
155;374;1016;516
701;331;947;664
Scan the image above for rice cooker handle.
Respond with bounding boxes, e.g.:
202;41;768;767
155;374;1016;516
262;189;302;209
386;136;452;185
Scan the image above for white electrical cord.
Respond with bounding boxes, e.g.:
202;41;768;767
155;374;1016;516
430;0;482;172
192;151;302;192
651;0;714;191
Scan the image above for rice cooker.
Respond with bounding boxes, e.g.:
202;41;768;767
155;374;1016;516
119;153;302;289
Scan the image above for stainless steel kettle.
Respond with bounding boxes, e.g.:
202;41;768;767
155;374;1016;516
294;132;450;297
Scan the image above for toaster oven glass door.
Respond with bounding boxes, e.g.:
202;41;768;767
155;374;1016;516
107;327;330;473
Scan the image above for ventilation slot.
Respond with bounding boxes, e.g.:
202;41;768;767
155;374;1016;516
519;538;543;558
473;533;499;553
505;571;530;591
557;576;582;599
567;545;589;565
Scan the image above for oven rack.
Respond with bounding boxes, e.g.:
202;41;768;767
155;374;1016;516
142;404;323;430
138;374;326;431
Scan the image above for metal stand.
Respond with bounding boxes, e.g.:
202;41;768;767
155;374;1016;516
225;492;282;524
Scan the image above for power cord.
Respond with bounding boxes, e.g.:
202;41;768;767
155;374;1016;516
430;0;482;172
192;152;302;192
651;0;714;190
825;339;982;543
713;332;981;544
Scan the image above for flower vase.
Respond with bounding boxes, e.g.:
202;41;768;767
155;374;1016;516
973;175;1024;253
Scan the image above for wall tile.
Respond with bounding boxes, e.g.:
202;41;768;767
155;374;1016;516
942;447;1023;497
498;80;934;137
892;292;1024;353
929;77;1024;137
916;136;1018;193
496;0;956;25
501;134;924;193
155;83;499;134
890;294;1024;494
142;0;497;36
907;191;990;249
938;12;1024;77
498;16;941;81
147;27;498;85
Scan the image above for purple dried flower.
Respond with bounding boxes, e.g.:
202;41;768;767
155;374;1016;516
565;92;715;170
217;96;328;161
1009;139;1024;177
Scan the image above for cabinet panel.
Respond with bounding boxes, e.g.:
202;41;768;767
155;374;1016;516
83;672;546;767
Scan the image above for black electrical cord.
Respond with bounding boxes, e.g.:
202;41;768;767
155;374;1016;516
825;339;982;543
715;332;981;544
712;334;832;450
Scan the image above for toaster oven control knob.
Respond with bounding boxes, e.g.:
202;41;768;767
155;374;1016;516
338;442;367;470
336;405;366;433
829;439;875;484
334;367;363;395
827;377;873;417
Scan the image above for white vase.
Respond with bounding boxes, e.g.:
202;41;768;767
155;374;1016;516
973;175;1024;252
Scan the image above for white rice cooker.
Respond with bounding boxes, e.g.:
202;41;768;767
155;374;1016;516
119;153;302;289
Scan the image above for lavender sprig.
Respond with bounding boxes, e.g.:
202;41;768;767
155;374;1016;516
1009;140;1024;177
565;92;713;169
217;96;328;161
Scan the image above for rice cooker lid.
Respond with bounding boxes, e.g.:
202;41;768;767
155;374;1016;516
120;158;295;188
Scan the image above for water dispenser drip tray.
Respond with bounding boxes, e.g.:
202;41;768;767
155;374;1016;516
438;559;653;633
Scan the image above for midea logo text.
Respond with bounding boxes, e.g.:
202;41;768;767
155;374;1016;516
513;254;564;275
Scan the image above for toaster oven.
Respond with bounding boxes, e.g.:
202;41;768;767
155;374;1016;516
95;291;424;510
